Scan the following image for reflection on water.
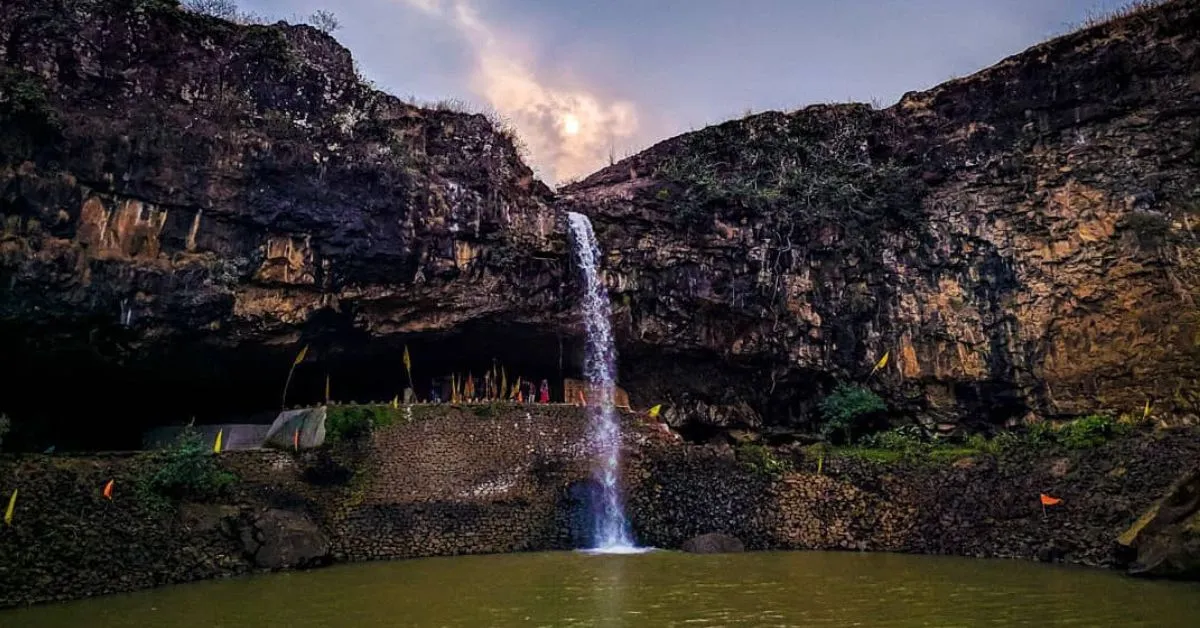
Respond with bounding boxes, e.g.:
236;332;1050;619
5;551;1200;627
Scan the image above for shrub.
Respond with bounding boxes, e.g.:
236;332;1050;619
181;0;238;19
819;384;887;444
735;443;790;477
143;429;237;503
1058;414;1129;449
1025;421;1059;447
325;405;399;441
966;430;1021;455
859;425;925;452
307;10;340;33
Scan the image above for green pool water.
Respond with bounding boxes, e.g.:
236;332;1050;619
5;551;1199;627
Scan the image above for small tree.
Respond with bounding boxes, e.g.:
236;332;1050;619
308;10;340;33
181;0;238;20
819;383;887;444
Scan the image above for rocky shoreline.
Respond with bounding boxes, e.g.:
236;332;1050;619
2;407;1197;609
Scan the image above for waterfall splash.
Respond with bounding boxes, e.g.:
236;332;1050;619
567;211;644;554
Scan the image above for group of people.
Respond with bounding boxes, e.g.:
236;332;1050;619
427;376;551;404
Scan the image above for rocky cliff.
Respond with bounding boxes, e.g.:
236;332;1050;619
0;0;569;447
562;0;1200;433
2;0;1198;444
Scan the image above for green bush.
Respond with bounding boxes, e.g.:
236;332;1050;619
965;430;1021;455
1058;414;1129;449
819;384;887;444
735;443;790;477
143;429;237;503
859;426;925;452
325;405;399;441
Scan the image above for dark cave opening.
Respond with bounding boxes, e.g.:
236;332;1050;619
0;321;584;452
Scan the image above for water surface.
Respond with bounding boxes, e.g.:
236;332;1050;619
7;551;1199;627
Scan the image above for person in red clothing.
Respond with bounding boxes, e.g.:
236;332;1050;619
538;379;550;403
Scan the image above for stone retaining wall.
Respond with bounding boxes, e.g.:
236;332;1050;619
629;428;1200;568
2;406;1197;609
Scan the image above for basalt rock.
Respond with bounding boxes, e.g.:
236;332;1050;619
3;0;1200;445
1118;469;1200;579
0;0;573;447
243;508;331;570
561;0;1200;432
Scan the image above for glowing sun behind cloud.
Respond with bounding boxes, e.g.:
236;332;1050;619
562;113;581;136
401;0;639;185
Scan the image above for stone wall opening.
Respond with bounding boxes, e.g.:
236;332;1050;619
0;319;582;452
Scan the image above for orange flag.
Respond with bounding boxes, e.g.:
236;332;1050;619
103;479;114;500
1040;493;1062;506
578;390;587;406
293;428;300;451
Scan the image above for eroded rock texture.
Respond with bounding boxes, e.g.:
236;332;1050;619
0;0;570;445
562;1;1200;431
2;0;1199;443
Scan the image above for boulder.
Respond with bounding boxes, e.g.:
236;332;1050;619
264;407;328;451
1117;470;1200;579
681;533;745;554
243;509;331;570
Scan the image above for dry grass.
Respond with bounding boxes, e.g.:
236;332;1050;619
1067;0;1171;33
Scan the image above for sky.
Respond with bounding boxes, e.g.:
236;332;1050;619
236;0;1145;185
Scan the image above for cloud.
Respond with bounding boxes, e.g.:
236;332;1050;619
400;0;638;185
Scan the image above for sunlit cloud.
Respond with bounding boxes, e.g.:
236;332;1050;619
400;0;638;185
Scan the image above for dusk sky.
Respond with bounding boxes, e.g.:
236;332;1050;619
237;0;1142;185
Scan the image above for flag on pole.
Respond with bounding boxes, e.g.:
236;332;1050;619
282;344;309;409
293;428;300;452
3;488;15;526
1143;399;1152;420
403;345;412;386
1040;493;1062;517
392;395;399;409
870;351;890;377
102;479;114;500
648;404;663;419
213;429;223;454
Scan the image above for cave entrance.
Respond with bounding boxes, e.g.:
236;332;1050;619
0;320;583;452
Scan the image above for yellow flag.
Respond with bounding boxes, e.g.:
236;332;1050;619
870;351;890;376
648;404;663;418
294;345;309;366
4;488;16;526
1143;399;1151;420
392;395;399;409
213;429;223;454
403;345;412;377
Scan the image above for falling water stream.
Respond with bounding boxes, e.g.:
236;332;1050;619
566;211;642;553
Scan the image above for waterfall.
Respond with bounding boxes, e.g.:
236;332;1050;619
566;211;640;553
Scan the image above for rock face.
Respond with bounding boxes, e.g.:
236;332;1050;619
681;532;745;554
1118;469;1200;578
0;0;572;446
561;1;1200;431
2;0;1199;443
243;508;331;570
